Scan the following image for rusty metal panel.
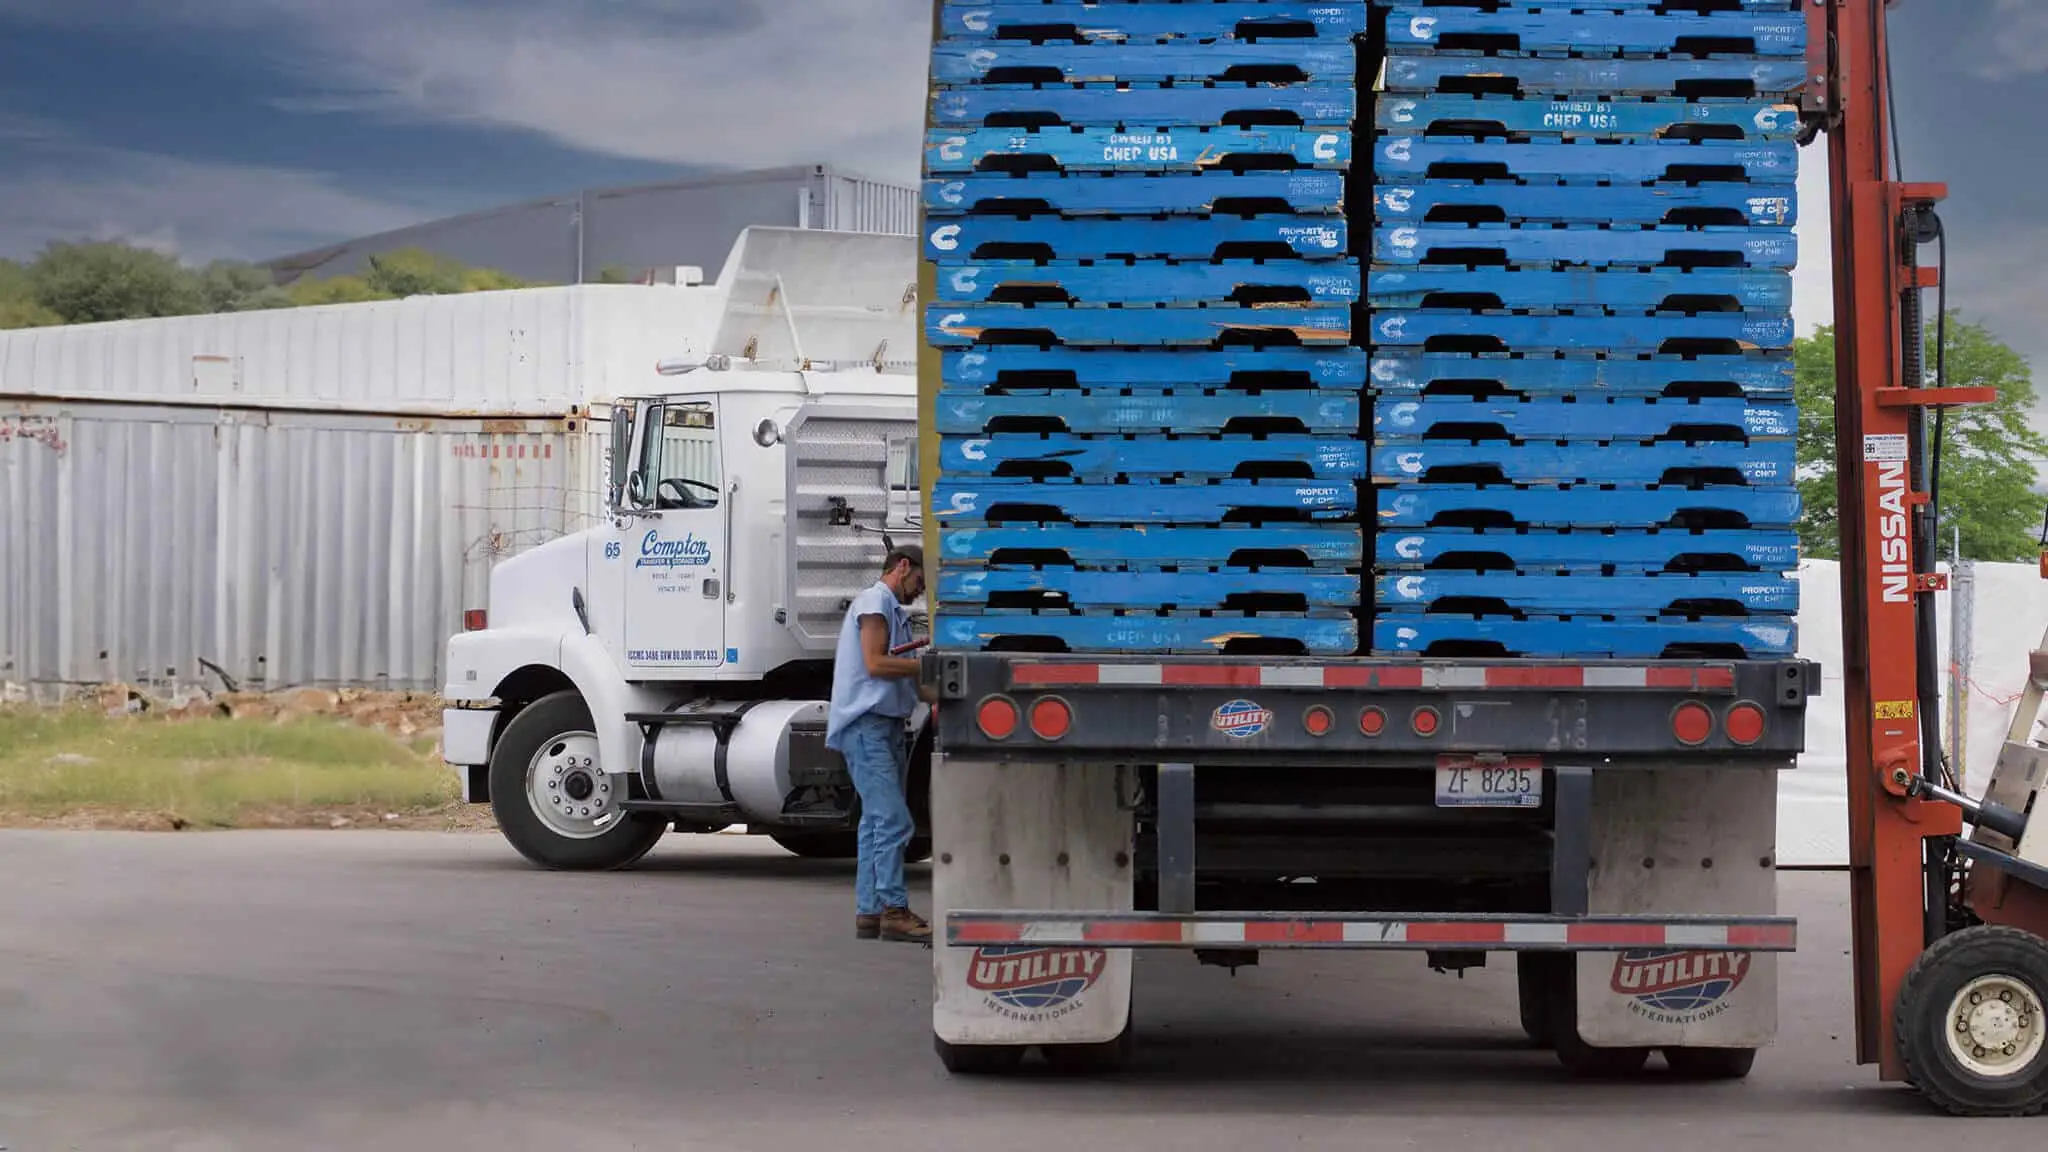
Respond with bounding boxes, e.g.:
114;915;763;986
0;401;601;694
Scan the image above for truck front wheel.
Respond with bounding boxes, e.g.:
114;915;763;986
488;690;666;870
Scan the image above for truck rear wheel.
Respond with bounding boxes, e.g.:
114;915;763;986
1896;924;2048;1116
488;690;666;870
1547;954;1651;1078
934;1036;1026;1075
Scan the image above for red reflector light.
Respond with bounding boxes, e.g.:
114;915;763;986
1672;701;1713;746
1359;707;1386;737
1303;705;1334;737
1029;697;1073;741
1411;707;1440;737
977;696;1019;741
1724;702;1766;746
464;609;487;631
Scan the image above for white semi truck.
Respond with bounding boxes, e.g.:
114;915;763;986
439;228;933;869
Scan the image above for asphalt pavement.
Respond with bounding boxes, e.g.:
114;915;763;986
1;829;2040;1150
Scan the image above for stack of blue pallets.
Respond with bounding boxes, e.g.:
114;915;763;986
1366;0;1808;660
924;0;1374;656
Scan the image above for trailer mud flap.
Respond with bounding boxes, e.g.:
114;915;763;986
1578;764;1783;1049
932;756;1134;1048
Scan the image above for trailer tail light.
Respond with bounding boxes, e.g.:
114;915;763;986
1359;706;1386;737
1411;707;1441;737
464;609;487;631
1303;705;1334;737
1029;697;1073;742
1724;701;1767;746
1672;701;1714;746
976;696;1019;741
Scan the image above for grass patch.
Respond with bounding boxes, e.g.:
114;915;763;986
0;703;467;830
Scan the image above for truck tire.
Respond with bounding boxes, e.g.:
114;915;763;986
488;690;666;871
1895;924;2048;1117
1041;1015;1136;1074
934;1036;1025;1075
768;831;858;859
1663;1046;1757;1080
1517;952;1559;1047
1547;954;1652;1078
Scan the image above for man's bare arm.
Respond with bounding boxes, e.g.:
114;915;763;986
860;614;922;679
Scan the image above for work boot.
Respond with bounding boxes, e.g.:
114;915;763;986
880;906;932;943
855;913;880;940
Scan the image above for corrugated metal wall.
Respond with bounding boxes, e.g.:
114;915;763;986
811;170;921;237
0;402;599;693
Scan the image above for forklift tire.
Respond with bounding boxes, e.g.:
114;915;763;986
1895;924;2048;1117
934;1036;1026;1075
488;691;667;871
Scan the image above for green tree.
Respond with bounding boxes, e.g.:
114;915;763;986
194;260;295;313
1794;315;2048;563
28;240;205;324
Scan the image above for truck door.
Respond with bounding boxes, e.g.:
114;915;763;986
621;396;727;671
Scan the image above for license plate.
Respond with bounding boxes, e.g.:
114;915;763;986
1434;755;1543;808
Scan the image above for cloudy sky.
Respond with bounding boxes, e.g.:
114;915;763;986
0;1;2042;412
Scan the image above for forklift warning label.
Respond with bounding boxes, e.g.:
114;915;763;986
1610;950;1751;1025
967;946;1106;1021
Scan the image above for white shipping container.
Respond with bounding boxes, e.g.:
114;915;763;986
1;400;602;693
0;227;918;695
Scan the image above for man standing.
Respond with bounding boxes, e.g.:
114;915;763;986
824;544;931;943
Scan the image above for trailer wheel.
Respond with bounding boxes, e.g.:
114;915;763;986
1548;954;1652;1078
488;690;666;870
934;1036;1026;1075
1041;1017;1135;1075
1517;953;1559;1047
1663;1047;1757;1080
1896;924;2048;1117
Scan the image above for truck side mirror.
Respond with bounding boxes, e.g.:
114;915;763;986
607;401;636;513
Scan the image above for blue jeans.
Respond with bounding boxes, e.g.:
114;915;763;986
843;711;913;915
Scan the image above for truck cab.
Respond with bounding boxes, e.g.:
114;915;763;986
437;227;932;869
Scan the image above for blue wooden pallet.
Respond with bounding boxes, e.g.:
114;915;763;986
927;303;1352;346
1383;8;1806;56
930;41;1359;85
1366;266;1792;312
940;434;1369;479
1383;0;1800;11
938;612;1361;656
1372;181;1795;227
936;388;1363;434
1372;527;1800;573
936;2;1371;44
946;346;1371;388
938;478;1358;524
1372;137;1797;184
931;85;1358;131
1372;225;1797;269
939;568;1363;612
1382;54;1809;98
1378;95;1801;140
1369;310;1796;352
1378;485;1801;530
1373;396;1797;441
1372;617;1796;659
928;125;1353;174
1374;572;1798;614
935;259;1362;307
942;524;1365;568
929;215;1349;260
1371;441;1794;486
1366;351;1793;397
925;171;1348;216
